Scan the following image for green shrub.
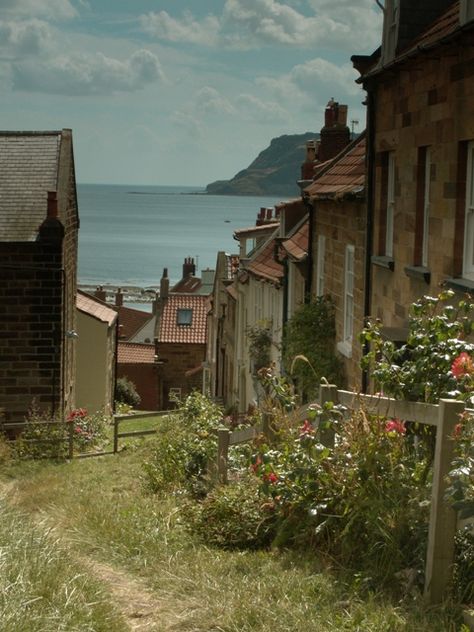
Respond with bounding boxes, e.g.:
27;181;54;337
115;376;141;408
282;297;343;400
14;405;70;460
142;392;223;497
185;475;277;549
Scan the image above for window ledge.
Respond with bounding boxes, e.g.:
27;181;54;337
337;340;352;359
445;277;474;293
371;255;394;271
404;265;431;284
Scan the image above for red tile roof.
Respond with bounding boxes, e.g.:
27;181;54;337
227;254;240;280
171;276;202;293
305;133;366;199
246;237;284;285
116;305;153;340
282;220;309;262
118;342;155;364
157;294;208;344
77;290;117;326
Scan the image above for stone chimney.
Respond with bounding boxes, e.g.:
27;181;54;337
301;140;317;180
47;191;58;218
115;288;123;307
317;98;351;163
38;190;64;242
152;291;159;315
182;257;196;278
160;268;169;301
94;286;107;302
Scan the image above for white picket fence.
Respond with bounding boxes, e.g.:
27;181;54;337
216;384;465;605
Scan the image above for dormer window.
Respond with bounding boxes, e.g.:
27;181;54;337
177;308;192;326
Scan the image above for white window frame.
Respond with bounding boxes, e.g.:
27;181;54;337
385;152;395;258
337;244;355;359
316;234;325;296
463;141;474;280
421;147;431;268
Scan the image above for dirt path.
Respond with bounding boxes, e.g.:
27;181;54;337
0;479;181;632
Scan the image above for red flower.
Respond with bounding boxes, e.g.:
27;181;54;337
263;472;278;484
454;423;463;438
385;418;406;435
299;420;314;436
451;352;474;379
75;426;83;434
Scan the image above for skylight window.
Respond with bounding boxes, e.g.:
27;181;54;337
177;308;192;326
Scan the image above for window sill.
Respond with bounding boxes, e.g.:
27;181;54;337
445;277;474;293
337;340;352;359
404;265;431;284
371;255;395;271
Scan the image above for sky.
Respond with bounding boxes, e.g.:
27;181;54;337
0;0;383;186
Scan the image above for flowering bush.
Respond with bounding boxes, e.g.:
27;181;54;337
360;290;474;403
250;405;431;586
67;408;108;453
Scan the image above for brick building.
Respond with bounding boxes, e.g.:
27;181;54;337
353;0;474;330
0;130;79;423
117;342;160;410
155;269;209;408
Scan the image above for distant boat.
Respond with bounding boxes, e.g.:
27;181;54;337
224;220;231;223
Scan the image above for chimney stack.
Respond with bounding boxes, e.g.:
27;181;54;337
47;191;58;219
182;257;196;278
115;288;123;307
160;268;169;301
318;98;351;163
94;286;107;302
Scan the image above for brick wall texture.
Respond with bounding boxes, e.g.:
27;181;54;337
371;33;474;325
158;342;206;408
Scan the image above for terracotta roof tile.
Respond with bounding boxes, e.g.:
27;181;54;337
76;290;117;326
117;306;153;340
158;294;208;344
0;131;62;241
305;133;366;199
171;276;203;293
282;220;309;261
227;254;240;280
246;237;283;284
118;342;155;364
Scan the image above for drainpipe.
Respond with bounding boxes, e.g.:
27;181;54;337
361;85;376;394
273;239;289;327
302;192;315;303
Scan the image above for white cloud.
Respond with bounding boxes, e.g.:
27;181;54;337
236;93;289;123
0;19;54;58
140;0;382;51
194;86;236;117
0;0;78;21
140;10;220;46
289;57;360;96
11;49;164;96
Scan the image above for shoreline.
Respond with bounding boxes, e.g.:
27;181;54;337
78;283;158;304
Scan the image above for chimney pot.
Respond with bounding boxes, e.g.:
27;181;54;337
160;268;169;300
47;191;58;219
115;288;123;307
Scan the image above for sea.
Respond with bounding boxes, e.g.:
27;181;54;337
77;184;282;289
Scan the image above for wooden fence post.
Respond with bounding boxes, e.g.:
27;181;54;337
424;398;464;604
217;429;230;485
318;383;339;447
113;416;119;454
67;421;74;460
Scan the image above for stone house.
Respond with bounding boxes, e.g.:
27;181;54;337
0;130;79;423
305;133;367;389
353;0;474;335
76;290;117;414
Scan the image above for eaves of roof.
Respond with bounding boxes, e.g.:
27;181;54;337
245;236;283;285
77;290;118;326
358;2;472;82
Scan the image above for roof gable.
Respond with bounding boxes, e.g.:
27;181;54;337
157;294;208;344
76;290;118;326
0;131;63;241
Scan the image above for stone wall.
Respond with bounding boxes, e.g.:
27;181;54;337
158;342;206;408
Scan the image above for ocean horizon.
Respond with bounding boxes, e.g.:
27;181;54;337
77;183;283;288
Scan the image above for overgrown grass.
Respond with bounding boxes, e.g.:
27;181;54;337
1;446;462;631
0;496;125;631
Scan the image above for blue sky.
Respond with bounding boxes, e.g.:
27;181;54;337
0;0;383;186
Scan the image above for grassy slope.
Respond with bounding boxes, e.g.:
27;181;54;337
0;441;461;632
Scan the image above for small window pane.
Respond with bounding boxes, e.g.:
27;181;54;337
177;308;192;325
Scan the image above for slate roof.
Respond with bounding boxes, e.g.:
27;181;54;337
246;235;284;285
116;305;153;340
118;342;155;364
171;276;202;293
282;219;309;262
157;294;208;344
0;131;62;241
305;133;366;199
76;290;117;326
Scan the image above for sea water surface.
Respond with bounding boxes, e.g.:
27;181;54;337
77;184;282;287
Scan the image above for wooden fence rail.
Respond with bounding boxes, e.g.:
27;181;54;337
112;411;169;453
216;384;464;605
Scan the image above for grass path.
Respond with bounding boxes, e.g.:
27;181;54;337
0;448;462;631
